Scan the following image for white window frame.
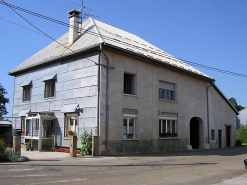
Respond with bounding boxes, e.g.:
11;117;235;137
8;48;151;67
159;81;176;101
65;113;78;137
123;114;137;139
159;117;177;137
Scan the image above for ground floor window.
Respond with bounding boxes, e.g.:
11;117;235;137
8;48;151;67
123;114;136;139
65;113;78;137
211;129;215;141
159;118;177;137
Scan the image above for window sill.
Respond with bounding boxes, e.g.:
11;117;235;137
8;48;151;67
22;100;31;103
123;138;139;141
159;137;179;140
44;97;56;100
123;93;138;98
158;99;178;103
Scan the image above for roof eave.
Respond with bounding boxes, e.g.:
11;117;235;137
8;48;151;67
8;43;102;76
211;83;239;115
102;43;215;83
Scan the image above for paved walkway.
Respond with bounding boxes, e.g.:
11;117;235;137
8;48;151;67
20;148;71;160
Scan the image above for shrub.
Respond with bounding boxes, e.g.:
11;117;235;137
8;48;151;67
237;125;247;145
235;139;243;146
80;129;92;155
0;140;8;161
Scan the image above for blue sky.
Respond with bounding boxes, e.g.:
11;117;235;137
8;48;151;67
0;0;247;117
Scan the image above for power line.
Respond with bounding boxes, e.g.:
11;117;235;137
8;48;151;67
0;16;43;35
1;1;247;78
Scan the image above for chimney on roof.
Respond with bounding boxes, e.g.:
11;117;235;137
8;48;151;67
68;10;81;44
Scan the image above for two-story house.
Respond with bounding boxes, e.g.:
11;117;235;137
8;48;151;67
8;10;238;155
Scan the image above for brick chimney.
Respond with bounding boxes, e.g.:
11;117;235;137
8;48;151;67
68;10;81;44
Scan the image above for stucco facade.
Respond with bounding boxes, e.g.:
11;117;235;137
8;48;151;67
98;50;237;155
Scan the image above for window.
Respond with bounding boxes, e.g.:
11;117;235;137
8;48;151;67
123;114;136;138
159;81;176;101
211;130;215;141
65;113;78;137
124;73;136;95
44;79;55;98
159;118;177;137
22;85;31;101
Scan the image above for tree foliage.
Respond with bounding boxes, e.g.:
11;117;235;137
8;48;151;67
228;97;245;112
0;83;9;119
236;125;247;144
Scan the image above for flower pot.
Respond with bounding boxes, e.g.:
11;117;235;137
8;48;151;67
25;146;29;151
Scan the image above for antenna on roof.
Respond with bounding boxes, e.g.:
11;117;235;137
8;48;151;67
83;9;100;19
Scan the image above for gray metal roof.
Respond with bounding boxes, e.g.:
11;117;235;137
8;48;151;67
8;17;213;80
0;121;12;125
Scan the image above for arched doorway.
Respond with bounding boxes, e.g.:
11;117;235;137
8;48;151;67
190;117;204;149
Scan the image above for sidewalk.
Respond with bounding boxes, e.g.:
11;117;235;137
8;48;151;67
20;148;70;160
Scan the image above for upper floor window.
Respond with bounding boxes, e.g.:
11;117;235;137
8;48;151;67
21;81;32;102
43;74;56;98
44;79;55;98
124;73;136;95
159;81;176;101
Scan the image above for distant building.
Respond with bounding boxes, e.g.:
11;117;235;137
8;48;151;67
237;108;247;127
8;10;238;155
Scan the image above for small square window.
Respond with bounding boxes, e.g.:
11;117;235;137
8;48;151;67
124;73;136;95
44;79;55;98
22;85;31;101
159;81;176;101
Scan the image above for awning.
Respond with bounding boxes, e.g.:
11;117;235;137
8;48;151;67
42;74;56;82
18;109;31;117
20;80;32;87
61;104;79;113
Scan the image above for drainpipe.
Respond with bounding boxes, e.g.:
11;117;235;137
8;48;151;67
97;51;101;137
206;82;213;144
99;44;110;151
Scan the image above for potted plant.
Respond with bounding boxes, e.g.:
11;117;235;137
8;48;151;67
24;142;30;151
127;133;134;139
67;129;74;137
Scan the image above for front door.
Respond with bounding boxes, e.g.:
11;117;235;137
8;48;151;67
218;130;222;148
190;118;199;149
225;126;231;147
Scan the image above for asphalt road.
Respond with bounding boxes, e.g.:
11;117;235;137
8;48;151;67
0;147;247;185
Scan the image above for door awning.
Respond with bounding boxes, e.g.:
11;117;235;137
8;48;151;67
42;74;56;82
20;81;32;87
18;109;31;117
61;104;79;113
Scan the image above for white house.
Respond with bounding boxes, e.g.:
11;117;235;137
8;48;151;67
8;10;238;155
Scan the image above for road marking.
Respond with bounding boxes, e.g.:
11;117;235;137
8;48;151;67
28;179;87;184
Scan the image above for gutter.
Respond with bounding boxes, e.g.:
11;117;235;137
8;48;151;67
206;83;213;144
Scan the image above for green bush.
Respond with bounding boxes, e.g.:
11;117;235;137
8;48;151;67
80;129;92;155
237;125;247;145
0;140;8;161
235;139;243;146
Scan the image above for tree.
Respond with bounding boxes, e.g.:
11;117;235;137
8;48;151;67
0;83;9;119
228;97;245;112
